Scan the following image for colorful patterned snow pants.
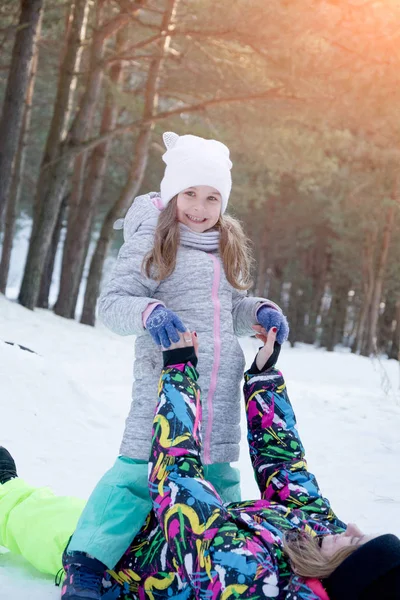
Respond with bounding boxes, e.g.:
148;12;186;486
148;364;282;599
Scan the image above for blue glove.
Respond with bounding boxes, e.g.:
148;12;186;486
256;306;289;344
146;305;186;348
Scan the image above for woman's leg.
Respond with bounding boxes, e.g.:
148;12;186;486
67;456;152;568
0;478;84;576
149;364;279;598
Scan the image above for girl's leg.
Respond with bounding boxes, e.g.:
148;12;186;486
67;456;152;568
0;478;84;576
149;365;279;598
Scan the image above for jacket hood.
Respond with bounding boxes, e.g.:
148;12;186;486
114;192;162;242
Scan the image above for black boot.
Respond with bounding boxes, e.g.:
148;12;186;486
61;551;105;599
0;447;17;484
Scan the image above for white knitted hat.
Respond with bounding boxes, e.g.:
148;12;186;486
160;132;232;213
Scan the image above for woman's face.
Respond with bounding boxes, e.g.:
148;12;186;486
176;186;222;233
320;523;375;558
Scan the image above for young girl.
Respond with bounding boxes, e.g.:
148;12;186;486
62;132;289;599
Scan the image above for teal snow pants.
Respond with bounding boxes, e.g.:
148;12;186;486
68;456;241;568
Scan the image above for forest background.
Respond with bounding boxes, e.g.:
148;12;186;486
0;0;399;359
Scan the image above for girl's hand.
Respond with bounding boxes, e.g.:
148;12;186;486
252;325;278;371
256;306;289;344
162;330;199;357
146;306;186;347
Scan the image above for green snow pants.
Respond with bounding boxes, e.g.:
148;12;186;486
0;477;84;576
0;460;241;576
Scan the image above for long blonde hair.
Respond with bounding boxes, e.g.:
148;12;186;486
284;531;362;580
143;196;253;290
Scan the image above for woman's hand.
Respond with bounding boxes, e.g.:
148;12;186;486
162;330;199;357
252;325;278;371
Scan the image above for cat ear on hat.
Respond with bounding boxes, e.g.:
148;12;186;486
163;132;179;149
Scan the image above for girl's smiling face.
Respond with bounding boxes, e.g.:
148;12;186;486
176;186;222;233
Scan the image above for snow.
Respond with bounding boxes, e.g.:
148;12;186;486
0;294;400;598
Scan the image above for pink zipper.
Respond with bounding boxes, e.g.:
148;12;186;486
204;254;221;464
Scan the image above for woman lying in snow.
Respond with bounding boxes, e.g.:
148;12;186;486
0;327;399;600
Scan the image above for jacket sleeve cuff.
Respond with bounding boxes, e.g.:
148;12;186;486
248;342;281;374
163;347;198;369
142;301;165;328
256;300;282;315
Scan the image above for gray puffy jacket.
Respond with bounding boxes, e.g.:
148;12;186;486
99;193;280;464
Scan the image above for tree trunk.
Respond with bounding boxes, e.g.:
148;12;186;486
0;13;40;294
38;1;106;310
388;299;400;360
267;266;284;308
353;228;377;354
80;0;179;326
287;278;307;348
303;282;325;345
0;0;43;227
18;139;74;309
322;281;349;352
54;25;127;319
364;201;396;356
303;238;331;345
254;227;269;297
254;196;277;297
33;0;89;222
33;0;91;310
19;0;136;310
350;298;363;354
18;0;90;309
80;127;153;325
37;195;67;308
377;296;396;354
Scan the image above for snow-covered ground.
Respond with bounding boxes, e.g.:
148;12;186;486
1;294;400;599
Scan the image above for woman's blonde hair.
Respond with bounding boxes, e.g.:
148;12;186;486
143;196;253;290
284;531;363;580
